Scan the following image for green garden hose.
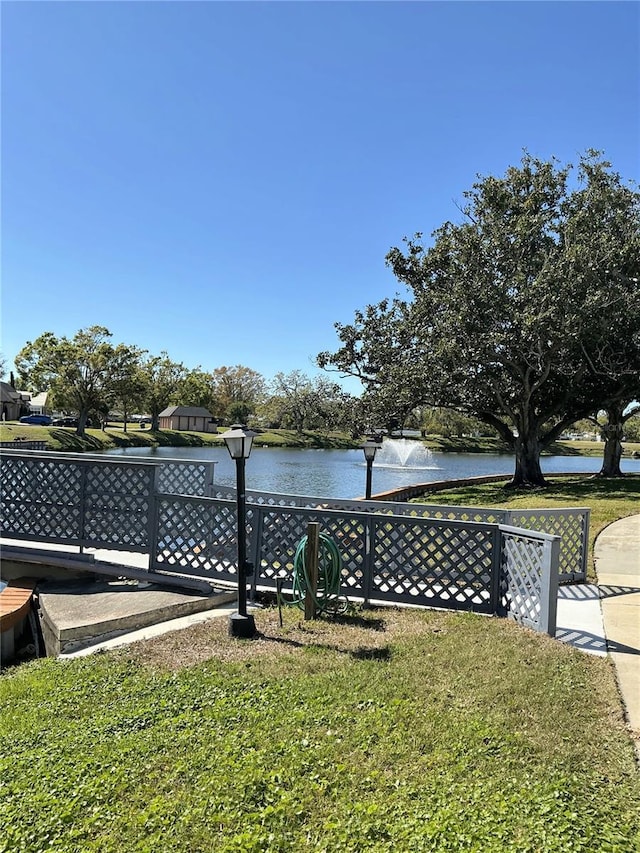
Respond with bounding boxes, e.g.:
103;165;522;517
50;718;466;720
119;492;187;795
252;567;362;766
290;532;348;615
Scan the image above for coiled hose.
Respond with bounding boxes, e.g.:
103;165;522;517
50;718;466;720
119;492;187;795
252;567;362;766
290;532;348;615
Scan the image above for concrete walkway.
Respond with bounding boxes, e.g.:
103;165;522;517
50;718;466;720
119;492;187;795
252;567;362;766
37;578;237;656
594;514;640;753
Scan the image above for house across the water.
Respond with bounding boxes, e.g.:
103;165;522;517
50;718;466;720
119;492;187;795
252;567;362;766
158;406;217;433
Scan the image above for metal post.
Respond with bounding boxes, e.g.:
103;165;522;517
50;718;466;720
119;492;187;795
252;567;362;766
229;455;256;638
365;459;373;501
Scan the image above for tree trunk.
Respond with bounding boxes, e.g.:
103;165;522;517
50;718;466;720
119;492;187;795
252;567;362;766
509;432;547;488
76;410;89;438
599;408;624;477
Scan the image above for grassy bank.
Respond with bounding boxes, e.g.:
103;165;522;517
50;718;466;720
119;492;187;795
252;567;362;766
1;606;638;852
422;433;640;458
411;475;640;580
0;424;361;452
3;421;639;457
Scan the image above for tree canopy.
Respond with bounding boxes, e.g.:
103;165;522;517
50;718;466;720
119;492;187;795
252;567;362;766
319;152;640;486
11;325;359;437
139;353;188;431
16;326;121;435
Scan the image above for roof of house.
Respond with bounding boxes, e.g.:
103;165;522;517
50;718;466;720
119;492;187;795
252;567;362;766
30;391;49;407
158;406;215;418
0;381;21;403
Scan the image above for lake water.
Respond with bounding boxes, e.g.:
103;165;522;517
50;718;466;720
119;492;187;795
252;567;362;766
103;443;640;499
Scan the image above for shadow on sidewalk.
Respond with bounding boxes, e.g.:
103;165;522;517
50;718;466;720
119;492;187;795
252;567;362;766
558;584;640;601
555;626;607;655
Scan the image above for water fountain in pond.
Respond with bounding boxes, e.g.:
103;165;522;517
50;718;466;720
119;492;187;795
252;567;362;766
374;437;436;469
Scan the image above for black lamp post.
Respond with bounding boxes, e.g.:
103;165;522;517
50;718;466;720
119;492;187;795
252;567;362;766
362;437;382;500
222;424;257;638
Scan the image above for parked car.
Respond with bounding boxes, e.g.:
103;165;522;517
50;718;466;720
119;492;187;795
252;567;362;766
51;417;92;427
19;414;53;426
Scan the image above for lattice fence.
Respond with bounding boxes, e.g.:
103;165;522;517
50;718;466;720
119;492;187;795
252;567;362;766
250;505;499;613
499;526;560;634
0;451;154;551
255;507;370;595
152;496;241;583
503;509;588;582
217;488;588;582
0;451;562;633
1;455;84;542
83;462;152;549
369;518;498;610
154;460;216;497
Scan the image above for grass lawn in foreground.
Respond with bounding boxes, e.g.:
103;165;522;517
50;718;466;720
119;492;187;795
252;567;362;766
412;475;640;581
1;607;638;852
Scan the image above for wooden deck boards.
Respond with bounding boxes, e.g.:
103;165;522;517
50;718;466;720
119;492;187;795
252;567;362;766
0;579;36;631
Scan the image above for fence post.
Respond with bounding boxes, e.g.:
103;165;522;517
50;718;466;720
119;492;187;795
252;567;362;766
539;535;561;636
490;524;504;616
579;510;590;582
205;461;216;497
147;467;161;573
304;522;320;620
248;505;263;599
362;517;376;607
78;460;89;553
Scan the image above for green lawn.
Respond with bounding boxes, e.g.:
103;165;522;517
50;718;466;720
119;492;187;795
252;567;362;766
1;607;639;852
2;477;639;850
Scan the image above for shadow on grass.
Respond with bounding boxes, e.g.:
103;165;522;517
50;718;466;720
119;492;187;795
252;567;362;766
254;631;393;661
256;595;386;632
418;474;640;507
49;429;109;451
108;429;218;448
543;475;640;501
543;441;586;457
329;613;387;632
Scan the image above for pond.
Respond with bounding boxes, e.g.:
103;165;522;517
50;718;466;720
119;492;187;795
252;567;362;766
103;442;640;499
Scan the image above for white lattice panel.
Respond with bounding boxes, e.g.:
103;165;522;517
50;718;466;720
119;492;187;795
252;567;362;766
505;510;587;579
500;532;545;629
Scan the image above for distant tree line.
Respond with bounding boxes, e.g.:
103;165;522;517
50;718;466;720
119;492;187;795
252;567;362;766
318;151;640;484
12;327;366;438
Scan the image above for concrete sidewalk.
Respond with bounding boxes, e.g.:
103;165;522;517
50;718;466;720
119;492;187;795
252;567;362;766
594;514;640;753
37;578;237;656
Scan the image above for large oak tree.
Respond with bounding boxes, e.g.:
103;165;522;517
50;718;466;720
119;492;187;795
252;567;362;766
320;152;640;486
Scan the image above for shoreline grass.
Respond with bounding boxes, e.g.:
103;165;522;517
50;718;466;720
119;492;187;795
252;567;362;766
0;424;363;452
2;421;639;458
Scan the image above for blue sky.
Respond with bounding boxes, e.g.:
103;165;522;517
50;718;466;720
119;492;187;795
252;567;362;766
2;1;639;393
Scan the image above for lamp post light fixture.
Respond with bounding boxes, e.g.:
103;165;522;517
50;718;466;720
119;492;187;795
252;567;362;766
222;423;258;638
362;437;382;500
